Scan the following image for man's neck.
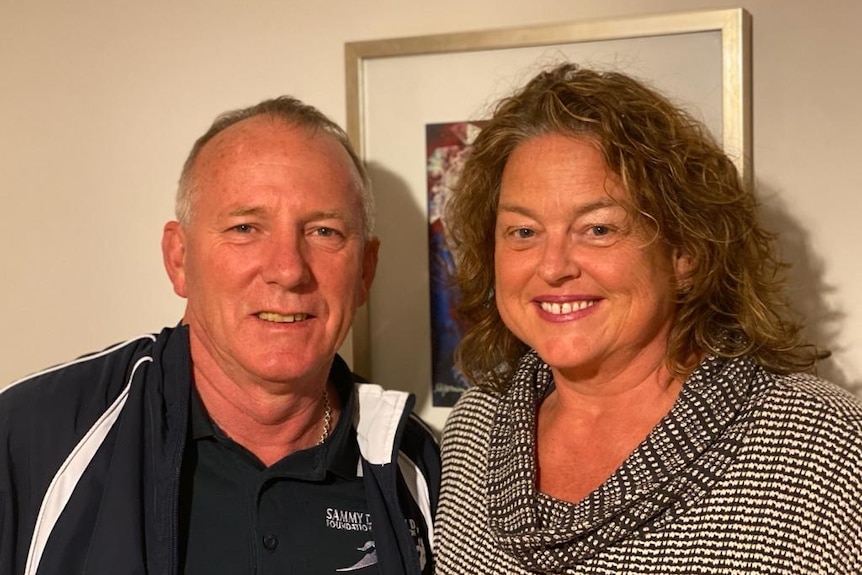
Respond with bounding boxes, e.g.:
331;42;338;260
192;363;340;467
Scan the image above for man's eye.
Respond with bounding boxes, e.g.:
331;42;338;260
232;224;254;233
314;227;343;238
590;225;612;236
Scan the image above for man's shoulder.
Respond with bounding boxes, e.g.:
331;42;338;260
0;331;175;485
1;334;158;407
0;326;190;426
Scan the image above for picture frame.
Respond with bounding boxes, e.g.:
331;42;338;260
345;8;751;431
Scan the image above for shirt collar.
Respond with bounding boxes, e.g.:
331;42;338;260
188;354;361;480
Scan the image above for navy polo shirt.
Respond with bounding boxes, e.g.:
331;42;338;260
178;373;379;575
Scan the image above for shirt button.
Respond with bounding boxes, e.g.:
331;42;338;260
262;534;279;550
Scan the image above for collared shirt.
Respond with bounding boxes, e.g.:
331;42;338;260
178;370;379;575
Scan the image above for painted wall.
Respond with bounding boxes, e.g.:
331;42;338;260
2;0;860;429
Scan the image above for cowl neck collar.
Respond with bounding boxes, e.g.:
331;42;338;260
487;351;760;572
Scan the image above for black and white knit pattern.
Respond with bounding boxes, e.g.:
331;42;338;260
435;352;862;574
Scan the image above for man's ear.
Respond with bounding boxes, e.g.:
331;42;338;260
357;237;380;307
162;221;188;298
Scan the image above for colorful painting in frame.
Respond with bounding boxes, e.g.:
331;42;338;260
426;121;484;406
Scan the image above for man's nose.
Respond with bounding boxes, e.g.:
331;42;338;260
261;230;313;288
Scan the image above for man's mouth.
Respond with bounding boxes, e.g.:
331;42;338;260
256;312;309;323
539;300;597;315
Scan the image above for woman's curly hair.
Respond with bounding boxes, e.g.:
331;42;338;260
444;63;827;392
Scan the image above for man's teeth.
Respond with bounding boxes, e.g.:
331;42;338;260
540;300;596;315
257;312;308;323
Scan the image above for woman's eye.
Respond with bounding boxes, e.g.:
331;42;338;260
590;225;612;236
514;228;534;239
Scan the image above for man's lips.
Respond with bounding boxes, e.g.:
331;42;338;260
255;311;310;323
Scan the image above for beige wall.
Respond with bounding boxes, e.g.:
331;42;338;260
2;1;860;416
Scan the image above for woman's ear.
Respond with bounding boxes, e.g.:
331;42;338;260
673;248;695;290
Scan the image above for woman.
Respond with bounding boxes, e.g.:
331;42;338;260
435;63;862;574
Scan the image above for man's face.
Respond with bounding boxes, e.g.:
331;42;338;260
163;116;378;390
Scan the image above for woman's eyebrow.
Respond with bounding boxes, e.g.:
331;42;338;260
497;199;622;218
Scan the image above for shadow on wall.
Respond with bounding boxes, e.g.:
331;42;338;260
757;183;859;395
363;161;434;415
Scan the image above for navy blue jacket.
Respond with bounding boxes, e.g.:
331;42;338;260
0;326;440;575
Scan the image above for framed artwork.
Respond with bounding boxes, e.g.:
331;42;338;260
345;8;751;430
425;120;485;406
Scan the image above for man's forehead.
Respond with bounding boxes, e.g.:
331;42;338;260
189;116;363;207
193;116;357;180
202;116;313;158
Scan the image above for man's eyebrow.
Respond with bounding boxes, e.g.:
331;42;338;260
222;207;356;224
224;206;266;218
307;210;349;221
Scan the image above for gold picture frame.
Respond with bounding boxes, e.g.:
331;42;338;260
345;8;751;430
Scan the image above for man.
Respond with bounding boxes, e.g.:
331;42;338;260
0;97;439;575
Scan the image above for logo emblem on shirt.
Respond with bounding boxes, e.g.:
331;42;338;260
407;518;427;571
326;507;373;532
336;541;377;572
327;507;378;571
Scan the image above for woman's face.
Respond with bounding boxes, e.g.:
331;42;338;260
494;133;691;383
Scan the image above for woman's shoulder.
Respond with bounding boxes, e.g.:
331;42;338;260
767;371;862;427
752;370;862;460
445;385;501;428
439;386;501;453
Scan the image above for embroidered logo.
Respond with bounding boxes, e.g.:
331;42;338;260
325;507;373;532
336;541;377;572
327;508;377;571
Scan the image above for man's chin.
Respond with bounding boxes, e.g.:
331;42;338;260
246;354;334;386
